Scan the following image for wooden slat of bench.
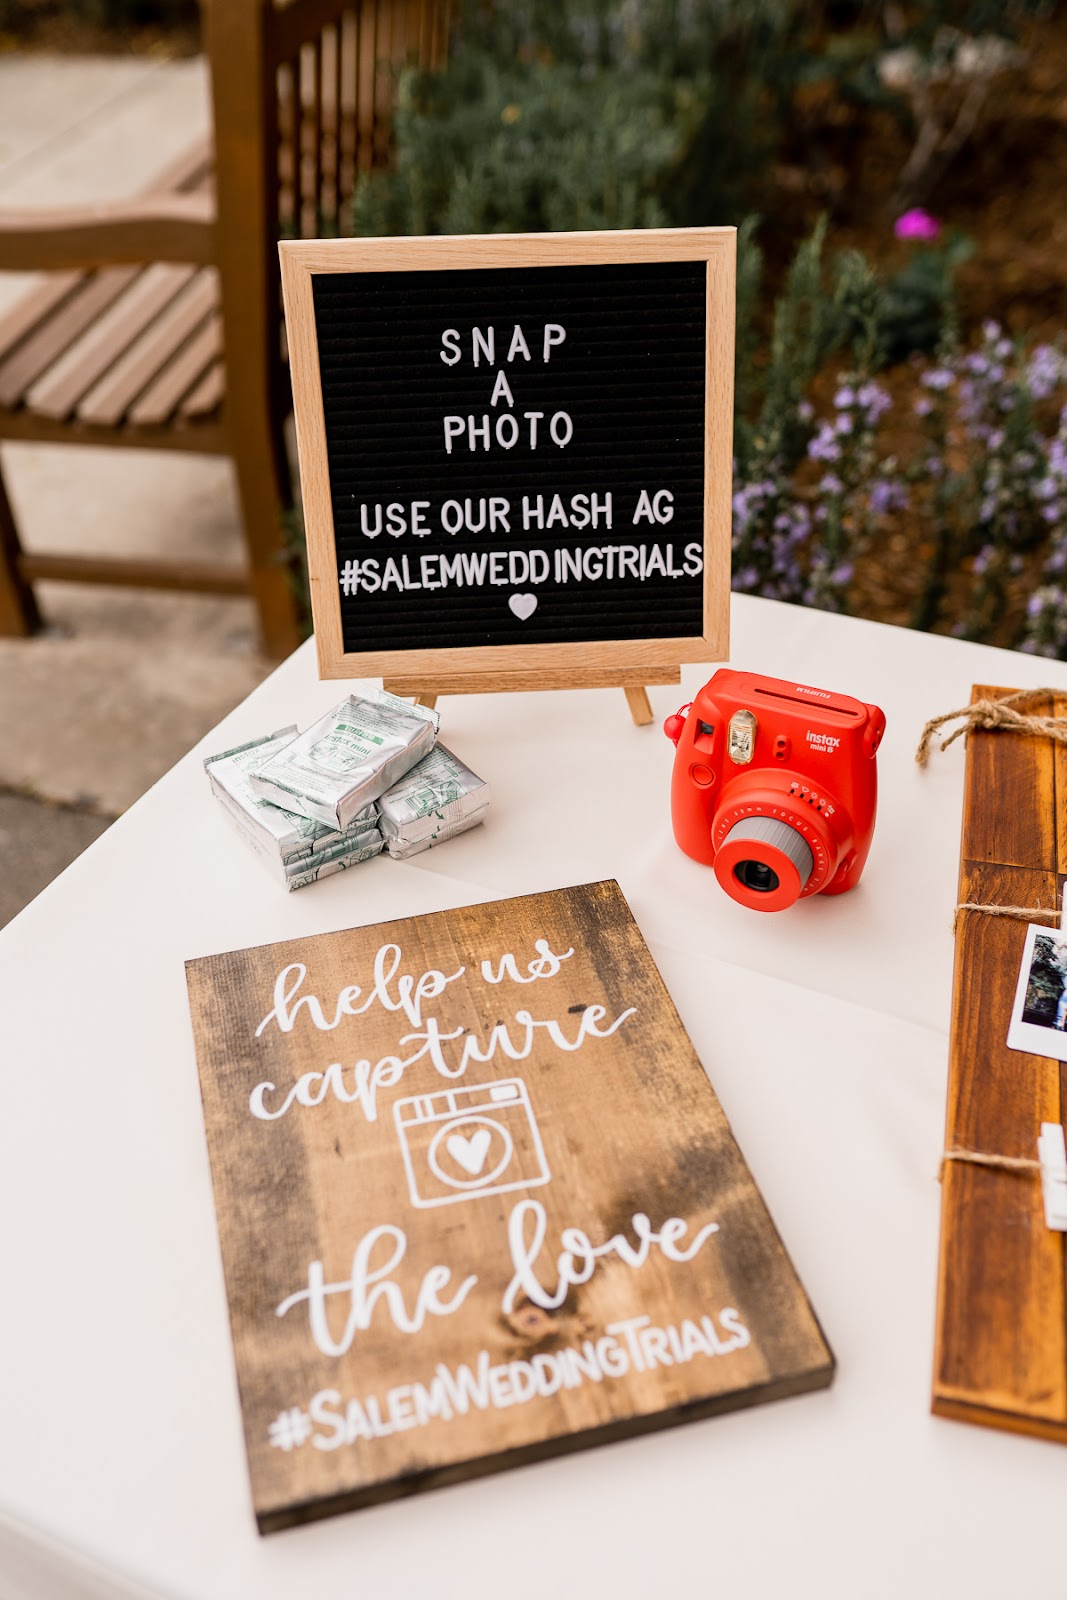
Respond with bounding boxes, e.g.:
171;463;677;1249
0;404;227;452
0;271;86;363
26;263;198;421
129;311;223;426
0;142;214;420
179;359;224;420
147;137;215;198
18;550;248;595
0;268;139;409
76;269;219;428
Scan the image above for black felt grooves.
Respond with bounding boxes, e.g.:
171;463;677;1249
312;260;708;653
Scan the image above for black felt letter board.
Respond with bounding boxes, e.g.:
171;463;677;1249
312;260;708;655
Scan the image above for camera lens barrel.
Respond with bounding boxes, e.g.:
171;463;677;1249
714;816;815;911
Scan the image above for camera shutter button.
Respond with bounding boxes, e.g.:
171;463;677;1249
723;816;814;891
690;764;715;787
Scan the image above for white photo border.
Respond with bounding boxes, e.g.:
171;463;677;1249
1006;921;1067;1062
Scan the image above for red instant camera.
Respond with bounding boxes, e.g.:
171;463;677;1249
664;668;886;912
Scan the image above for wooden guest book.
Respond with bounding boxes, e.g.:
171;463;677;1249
187;880;832;1531
934;685;1067;1440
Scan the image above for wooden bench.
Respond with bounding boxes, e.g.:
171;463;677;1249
0;0;449;659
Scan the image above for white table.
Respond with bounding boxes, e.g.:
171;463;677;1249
2;593;1066;1600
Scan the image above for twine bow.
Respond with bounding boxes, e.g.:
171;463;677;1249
916;687;1067;930
915;686;1067;768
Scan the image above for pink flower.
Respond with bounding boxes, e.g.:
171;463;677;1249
895;208;941;241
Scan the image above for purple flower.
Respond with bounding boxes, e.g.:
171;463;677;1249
808;424;841;463
819;473;844;496
869;479;909;515
921;366;955;391
834;386;856;410
857;381;892;422
1027;345;1064;401
895;208;941;241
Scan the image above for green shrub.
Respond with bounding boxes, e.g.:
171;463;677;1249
356;0;881;238
356;52;680;237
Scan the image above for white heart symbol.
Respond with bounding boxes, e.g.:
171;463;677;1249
509;593;538;621
447;1128;492;1175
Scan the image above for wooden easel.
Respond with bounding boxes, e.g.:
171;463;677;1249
384;666;681;726
279;229;736;708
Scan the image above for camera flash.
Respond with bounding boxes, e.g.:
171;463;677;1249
727;709;758;765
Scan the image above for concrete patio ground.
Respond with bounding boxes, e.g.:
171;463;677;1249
0;52;275;926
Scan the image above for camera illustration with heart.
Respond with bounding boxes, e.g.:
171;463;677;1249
393;1077;551;1209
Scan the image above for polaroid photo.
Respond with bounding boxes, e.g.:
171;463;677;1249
1007;922;1067;1061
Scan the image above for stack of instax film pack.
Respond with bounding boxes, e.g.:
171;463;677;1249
204;691;488;890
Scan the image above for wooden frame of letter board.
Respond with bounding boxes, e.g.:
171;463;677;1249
934;685;1067;1440
278;229;735;711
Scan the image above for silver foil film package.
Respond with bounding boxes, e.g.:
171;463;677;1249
285;828;384;891
376;688;442;733
383;807;488;859
378;742;489;844
283;824;382;877
211;791;383;887
204;729;376;861
248;693;438;830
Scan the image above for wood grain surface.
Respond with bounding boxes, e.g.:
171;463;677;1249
933;686;1067;1439
187;880;832;1531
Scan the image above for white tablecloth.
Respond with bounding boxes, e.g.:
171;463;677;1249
2;594;1065;1599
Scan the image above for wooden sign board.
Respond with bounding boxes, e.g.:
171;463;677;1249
278;230;735;702
935;686;1067;1441
186;880;832;1532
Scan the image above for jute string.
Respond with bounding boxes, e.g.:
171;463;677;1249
918;687;1067;1183
938;1149;1041;1183
952;901;1062;933
916;688;1067;930
915;685;1067;768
